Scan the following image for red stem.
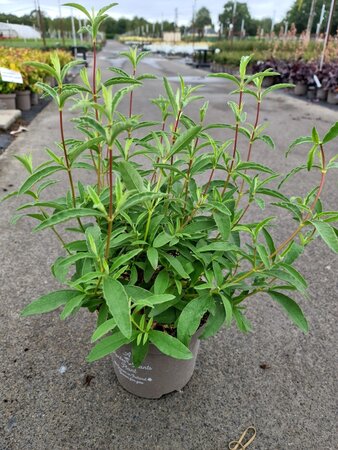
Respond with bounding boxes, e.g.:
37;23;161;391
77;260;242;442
59;110;76;206
105;146;113;259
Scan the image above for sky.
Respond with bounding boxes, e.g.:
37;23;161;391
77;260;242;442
1;0;295;25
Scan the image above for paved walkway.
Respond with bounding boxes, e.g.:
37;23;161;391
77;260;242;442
0;41;337;449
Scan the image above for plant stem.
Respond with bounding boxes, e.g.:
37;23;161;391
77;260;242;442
129;68;136;119
150;120;166;184
221;90;243;197
105;146;113;259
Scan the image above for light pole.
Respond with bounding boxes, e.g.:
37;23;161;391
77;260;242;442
320;0;336;69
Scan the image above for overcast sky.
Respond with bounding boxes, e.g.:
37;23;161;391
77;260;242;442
1;0;294;24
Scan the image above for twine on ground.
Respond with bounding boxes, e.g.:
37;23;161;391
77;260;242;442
228;426;256;449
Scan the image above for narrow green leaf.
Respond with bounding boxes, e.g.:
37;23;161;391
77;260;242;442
256;243;271;268
86;332;131;362
91;318;117;342
310;220;338;253
103;278;132;338
147;247;158;270
177;295;212;345
149;330;192;360
161;254;189;279
34;208;104;231
221;294;233;328
322;122;338;144
19;166;65;194
117;160;145;192
60;294;86;320
153;232;172;248
167;125;202;159
22;290;79;316
213;212;231;241
268;291;308;332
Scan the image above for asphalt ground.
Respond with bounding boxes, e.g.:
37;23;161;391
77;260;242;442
0;40;337;450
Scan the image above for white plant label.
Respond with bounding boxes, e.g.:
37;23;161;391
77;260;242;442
313;75;321;88
113;351;153;385
0;67;23;84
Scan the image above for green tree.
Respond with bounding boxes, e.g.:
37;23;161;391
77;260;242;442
219;1;257;36
194;7;212;38
285;0;338;34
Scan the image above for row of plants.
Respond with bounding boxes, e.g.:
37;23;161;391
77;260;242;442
4;2;338;399
212;39;338;66
0;38;104;51
253;60;338;104
0;47;73;110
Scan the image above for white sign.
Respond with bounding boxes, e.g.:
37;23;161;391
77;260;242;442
313;75;322;88
0;67;23;84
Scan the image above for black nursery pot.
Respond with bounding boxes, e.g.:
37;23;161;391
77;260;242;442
112;329;203;399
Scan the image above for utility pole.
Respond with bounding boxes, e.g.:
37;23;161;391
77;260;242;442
305;0;317;41
192;0;197;50
174;8;178;44
57;0;66;46
37;0;46;47
320;0;336;69
229;0;237;41
316;4;326;38
70;9;77;57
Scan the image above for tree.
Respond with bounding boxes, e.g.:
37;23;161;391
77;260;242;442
218;2;257;36
285;0;338;34
194;7;212;37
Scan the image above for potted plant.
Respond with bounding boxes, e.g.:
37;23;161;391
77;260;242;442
289;60;313;96
321;65;338;105
0;57;17;110
3;2;338;399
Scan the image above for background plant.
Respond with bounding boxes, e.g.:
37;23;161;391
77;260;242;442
4;2;338;368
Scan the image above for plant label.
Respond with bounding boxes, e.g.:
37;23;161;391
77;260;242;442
0;67;23;84
313;75;321;88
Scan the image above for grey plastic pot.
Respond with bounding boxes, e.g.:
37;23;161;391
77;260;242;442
307;88;316;100
16;90;31;111
0;93;16;110
316;88;328;101
31;92;39;106
327;90;338;105
294;83;308;96
112;329;203;399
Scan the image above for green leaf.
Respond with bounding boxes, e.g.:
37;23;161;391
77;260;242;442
259;134;275;150
307;144;318;171
116;160;145;192
233;307;252;332
132;340;149;367
161;254;190;279
213;212;231;241
322;122;338;144
103;278;132;338
22;290;79;316
153;232;172;248
34;208;104;231
110;248;142;271
256;243;271;268
125;285;153;300
147;247;158;270
287;136;312;156
177;295;212;346
63;3;91;20
135;294;175;306
310;220;338;253
167;125;202;159
68;137;103;163
262;83;294;97
221;294;233;327
86;331;131;362
208;72;240;86
268;291;308;332
237;162;275;175
163;77;178;115
199;301;226;339
149;330;192;360
19;165;65;194
154;270;170;294
197;242;238;253
60;294;86;320
91;318;117;342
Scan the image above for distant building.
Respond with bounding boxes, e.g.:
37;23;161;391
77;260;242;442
163;31;181;43
0;23;41;39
